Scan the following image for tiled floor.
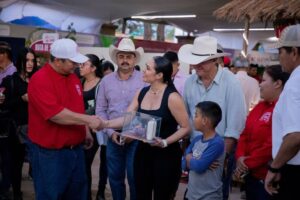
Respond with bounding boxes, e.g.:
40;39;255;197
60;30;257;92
19;149;242;200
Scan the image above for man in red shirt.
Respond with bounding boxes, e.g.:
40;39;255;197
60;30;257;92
28;38;101;200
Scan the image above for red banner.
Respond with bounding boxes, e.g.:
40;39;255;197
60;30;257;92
30;39;51;53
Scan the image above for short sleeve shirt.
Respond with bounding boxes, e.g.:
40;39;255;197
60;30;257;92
272;65;300;165
28;63;86;149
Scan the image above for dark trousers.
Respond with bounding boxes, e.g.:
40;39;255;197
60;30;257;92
85;134;99;200
0;137;12;193
273;164;300;200
135;142;182;200
222;150;236;200
11;141;26;196
245;174;271;200
0;130;25;195
97;145;108;195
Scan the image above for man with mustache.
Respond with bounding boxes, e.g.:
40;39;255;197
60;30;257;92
96;38;145;200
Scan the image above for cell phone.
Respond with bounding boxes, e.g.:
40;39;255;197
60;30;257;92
119;136;125;145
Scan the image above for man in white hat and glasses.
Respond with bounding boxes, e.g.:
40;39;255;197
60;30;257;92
27;38;102;200
96;38;145;200
264;24;300;200
179;35;246;200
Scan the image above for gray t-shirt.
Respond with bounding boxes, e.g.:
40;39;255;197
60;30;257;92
182;134;225;200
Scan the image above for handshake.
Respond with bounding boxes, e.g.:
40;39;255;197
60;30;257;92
86;115;107;131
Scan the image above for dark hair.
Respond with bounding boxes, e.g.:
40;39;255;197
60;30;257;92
85;54;103;78
16;47;38;78
196;101;222;128
153;56;173;84
134;65;141;71
249;64;258;68
264;65;290;87
281;47;300;55
102;60;115;72
0;41;13;61
163;51;178;63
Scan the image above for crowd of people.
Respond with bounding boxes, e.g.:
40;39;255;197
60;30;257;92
0;24;300;200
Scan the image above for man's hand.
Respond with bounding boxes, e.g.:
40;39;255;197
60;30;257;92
123;137;134;144
224;137;236;154
111;132;124;145
264;171;281;195
87;115;102;130
84;128;94;149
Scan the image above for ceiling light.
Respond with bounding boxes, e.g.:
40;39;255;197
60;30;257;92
131;15;196;20
213;28;274;32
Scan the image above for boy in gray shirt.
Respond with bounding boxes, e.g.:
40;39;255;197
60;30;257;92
182;101;225;200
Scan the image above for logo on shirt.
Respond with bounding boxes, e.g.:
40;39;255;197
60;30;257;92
259;112;271;123
75;84;82;96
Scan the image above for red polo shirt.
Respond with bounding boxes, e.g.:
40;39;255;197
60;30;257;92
28;63;86;149
236;101;276;180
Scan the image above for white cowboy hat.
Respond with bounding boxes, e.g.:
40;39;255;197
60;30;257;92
178;36;230;65
109;38;144;64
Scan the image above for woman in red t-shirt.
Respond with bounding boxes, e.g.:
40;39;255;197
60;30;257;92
235;65;289;200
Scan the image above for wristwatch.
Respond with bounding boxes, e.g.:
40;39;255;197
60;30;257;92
268;165;281;173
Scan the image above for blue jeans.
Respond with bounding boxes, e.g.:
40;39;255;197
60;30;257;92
106;139;138;200
28;142;87;200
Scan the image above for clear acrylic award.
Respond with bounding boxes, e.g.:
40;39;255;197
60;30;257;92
121;111;162;143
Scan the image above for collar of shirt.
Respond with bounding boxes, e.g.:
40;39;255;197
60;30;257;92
236;71;248;77
1;62;14;73
115;69;136;81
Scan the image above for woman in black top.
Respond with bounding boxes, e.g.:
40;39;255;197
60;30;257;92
79;54;107;200
100;56;191;199
0;47;38;200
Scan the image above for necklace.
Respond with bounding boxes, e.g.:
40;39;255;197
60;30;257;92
85;77;98;83
149;87;163;95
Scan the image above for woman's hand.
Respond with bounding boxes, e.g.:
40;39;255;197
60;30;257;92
234;156;249;177
150;137;167;148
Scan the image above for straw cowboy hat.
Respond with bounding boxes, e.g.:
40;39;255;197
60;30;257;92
178;35;230;65
109;38;144;64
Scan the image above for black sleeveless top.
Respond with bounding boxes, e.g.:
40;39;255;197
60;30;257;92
82;80;100;114
137;85;178;139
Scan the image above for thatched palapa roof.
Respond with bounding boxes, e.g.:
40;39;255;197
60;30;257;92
214;0;300;23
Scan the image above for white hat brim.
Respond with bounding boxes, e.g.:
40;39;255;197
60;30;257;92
69;53;89;64
178;44;230;65
266;42;282;49
109;45;144;64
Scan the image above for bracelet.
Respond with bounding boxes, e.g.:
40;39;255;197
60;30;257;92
268;165;281;173
161;139;168;148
